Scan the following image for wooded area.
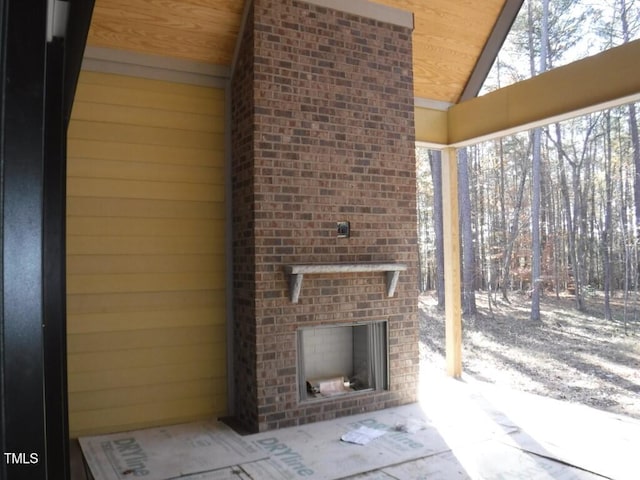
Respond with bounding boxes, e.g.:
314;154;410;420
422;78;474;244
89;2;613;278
417;0;640;323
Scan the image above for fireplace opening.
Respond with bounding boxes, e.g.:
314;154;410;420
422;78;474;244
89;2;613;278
297;321;388;401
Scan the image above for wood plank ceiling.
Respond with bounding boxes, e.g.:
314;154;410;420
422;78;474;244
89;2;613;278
86;0;507;104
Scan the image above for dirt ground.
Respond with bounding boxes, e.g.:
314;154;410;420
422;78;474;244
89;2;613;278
419;290;640;420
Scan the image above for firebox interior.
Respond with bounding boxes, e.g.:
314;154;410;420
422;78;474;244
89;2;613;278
298;321;388;401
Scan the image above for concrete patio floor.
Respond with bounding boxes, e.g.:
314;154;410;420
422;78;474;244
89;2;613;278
73;368;640;480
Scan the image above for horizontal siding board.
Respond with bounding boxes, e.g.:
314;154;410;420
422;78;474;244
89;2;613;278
67;235;224;255
68;359;226;392
68;157;223;184
67;177;224;202
67;71;227;436
68;343;223;373
66;254;224;275
67;272;225;295
69;396;224;436
67;290;226;315
68;325;226;354
68;139;223;167
67;197;225;220
69;396;226;436
67;306;226;334
77;70;223;99
68;378;224;412
71;101;224;133
74;82;224;115
66;217;224;237
68;120;223;149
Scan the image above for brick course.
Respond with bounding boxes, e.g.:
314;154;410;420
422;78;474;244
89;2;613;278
232;0;418;433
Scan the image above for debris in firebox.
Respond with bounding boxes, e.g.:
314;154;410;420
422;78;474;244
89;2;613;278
319;378;345;395
341;426;386;445
306;381;320;395
306;376;352;397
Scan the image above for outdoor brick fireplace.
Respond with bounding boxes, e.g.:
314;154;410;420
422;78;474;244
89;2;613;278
231;0;419;432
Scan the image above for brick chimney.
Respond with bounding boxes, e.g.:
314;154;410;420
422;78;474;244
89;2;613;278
231;0;419;433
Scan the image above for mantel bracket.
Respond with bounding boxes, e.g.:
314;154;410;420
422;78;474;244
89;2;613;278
284;263;407;303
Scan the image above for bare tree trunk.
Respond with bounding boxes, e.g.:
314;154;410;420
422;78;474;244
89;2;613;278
430;150;446;308
572;158;587;311
501;155;529;301
618;142;631;327
458;148;477;315
498;138;507;295
528;0;549;321
474;148;487;290
547;146;561;298
603;112;613;321
416;197;427;292
531;127;543;320
556;142;575;294
549;117;600;313
630;104;640;235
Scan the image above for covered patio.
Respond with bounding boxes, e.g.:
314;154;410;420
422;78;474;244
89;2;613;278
1;0;640;478
70;366;640;479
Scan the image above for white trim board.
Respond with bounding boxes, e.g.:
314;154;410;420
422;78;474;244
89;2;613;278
230;0;414;79
82;46;230;88
303;0;414;29
415;97;452;111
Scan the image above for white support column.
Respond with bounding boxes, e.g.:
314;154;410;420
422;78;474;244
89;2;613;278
441;147;462;378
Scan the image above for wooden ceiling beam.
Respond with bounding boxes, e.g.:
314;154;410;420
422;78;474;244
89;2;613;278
414;97;450;146
414;105;448;147
447;39;640;146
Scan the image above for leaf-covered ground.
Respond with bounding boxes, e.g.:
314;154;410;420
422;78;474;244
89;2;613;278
419;291;640;419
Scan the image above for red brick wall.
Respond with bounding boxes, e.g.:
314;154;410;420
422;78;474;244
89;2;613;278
231;0;418;432
231;2;258;431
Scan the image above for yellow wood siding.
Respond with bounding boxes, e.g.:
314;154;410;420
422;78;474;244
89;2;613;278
67;71;227;437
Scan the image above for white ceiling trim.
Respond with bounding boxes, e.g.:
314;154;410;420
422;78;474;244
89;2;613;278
303;0;413;29
82;46;229;88
415;97;452;111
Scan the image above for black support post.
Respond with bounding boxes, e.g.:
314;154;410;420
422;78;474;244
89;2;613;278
1;1;94;479
43;37;70;479
1;0;49;478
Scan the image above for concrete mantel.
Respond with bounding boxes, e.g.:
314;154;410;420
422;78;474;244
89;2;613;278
284;263;408;303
